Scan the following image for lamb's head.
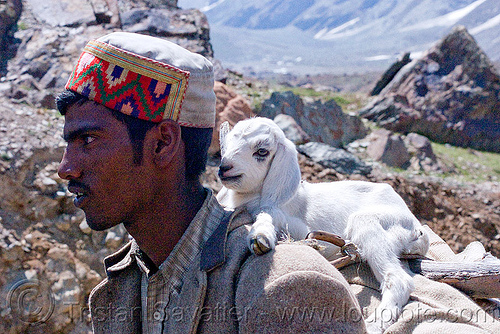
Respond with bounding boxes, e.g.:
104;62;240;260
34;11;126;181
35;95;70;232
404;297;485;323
218;117;301;206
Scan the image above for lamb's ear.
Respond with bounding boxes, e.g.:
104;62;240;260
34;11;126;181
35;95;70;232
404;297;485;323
260;135;301;207
219;121;231;156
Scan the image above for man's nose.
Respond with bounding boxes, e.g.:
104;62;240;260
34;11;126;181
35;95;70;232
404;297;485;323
57;148;82;180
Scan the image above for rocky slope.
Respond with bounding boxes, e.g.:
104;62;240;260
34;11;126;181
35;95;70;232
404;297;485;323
1;0;212;111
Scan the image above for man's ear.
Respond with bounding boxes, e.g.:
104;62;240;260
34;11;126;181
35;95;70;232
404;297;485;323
152;120;182;167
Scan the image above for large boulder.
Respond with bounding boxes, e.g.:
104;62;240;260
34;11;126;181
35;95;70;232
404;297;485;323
273;114;310;145
297;142;372;176
25;0;97;27
260;91;367;148
25;0;179;27
360;26;500;153
120;7;212;57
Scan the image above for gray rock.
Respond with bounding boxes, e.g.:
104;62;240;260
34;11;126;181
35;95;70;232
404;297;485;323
367;129;410;168
260;91;303;119
121;8;213;57
26;0;96;27
273;114;310;145
79;219;92;234
404;133;454;173
89;0;115;24
116;0;178;12
104;231;123;249
405;132;436;160
261;91;367;148
297;142;372;175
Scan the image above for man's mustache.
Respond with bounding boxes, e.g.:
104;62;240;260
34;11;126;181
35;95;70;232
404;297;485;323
68;180;90;192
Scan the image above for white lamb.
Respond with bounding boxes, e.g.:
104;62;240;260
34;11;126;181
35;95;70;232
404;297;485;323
216;117;430;333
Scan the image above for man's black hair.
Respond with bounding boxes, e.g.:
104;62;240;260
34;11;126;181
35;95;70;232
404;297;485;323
55;90;212;181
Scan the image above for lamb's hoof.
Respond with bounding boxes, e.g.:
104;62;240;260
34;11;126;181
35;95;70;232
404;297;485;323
250;235;272;255
365;313;390;334
365;322;384;334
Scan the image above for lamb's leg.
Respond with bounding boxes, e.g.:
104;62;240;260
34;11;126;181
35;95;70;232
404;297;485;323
248;209;310;255
346;212;415;334
248;211;277;255
365;266;413;334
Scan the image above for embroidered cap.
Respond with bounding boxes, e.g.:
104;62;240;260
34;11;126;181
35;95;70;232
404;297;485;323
65;32;216;128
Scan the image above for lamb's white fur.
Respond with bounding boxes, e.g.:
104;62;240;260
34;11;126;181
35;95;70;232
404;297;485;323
216;117;430;333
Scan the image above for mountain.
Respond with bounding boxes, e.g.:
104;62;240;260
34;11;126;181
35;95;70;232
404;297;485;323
178;0;500;76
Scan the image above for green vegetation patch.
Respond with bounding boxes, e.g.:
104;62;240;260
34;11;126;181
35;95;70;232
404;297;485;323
17;21;29;30
276;86;368;113
431;142;500;182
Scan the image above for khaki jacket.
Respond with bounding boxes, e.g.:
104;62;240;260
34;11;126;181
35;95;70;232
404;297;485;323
89;208;366;333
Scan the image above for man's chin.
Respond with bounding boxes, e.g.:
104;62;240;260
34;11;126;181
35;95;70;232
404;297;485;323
85;217;118;231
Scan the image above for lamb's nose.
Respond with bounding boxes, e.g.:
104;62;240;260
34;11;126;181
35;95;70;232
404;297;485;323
218;164;232;177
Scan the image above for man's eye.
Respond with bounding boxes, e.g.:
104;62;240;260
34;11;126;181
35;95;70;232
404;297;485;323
83;136;96;145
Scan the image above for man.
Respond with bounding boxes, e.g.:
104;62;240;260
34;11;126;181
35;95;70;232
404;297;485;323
57;32;366;333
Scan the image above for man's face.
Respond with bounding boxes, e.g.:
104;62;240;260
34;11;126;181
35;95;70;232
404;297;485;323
58;101;152;231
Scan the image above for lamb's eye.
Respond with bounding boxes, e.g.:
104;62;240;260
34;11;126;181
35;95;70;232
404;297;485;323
254;148;269;158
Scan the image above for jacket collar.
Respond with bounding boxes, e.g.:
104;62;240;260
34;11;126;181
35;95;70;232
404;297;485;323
104;239;138;277
199;210;232;272
200;207;253;272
